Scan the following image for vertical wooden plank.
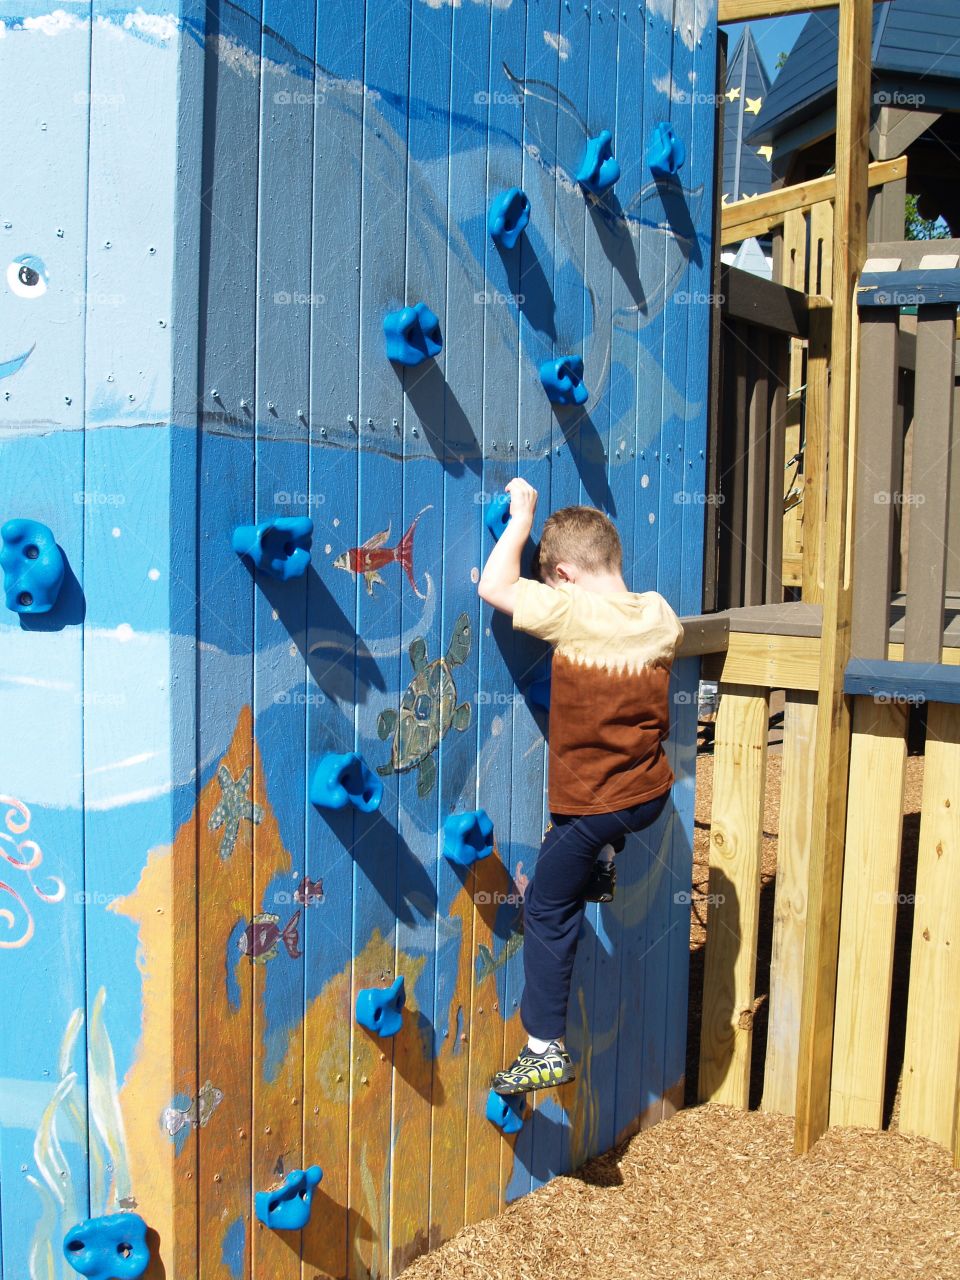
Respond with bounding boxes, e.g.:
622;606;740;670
762;690;816;1116
611;0;653;1146
638;0;690;1138
606;0;651;1146
0;9;92;1275
389;1;453;1269
523;0;585;1188
702;28;727;616
721;333;749;608
424;0;499;1246
850;310;899;657
809;200;833;299
829;698;908;1129
81;8;203;1277
765;335;787;604
780;210;806;593
947;379;960;598
900;703;960;1148
577;0;624;1170
660;0;718;1130
500;0;557;1205
744;330;770;606
698;684;769;1108
794;0;872;1157
468;0;529;1214
904;306;955;664
250;7;315;1280
350;2;412;1272
301;5;364;1278
196;0;261;1273
802;297;831;604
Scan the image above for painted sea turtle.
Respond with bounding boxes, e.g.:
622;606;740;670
377;612;472;797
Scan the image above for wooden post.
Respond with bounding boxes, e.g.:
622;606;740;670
802;299;832;603
793;0;873;1156
829;309;910;1129
699;684;770;1107
903;306;955;662
900;703;960;1149
762;690;817;1116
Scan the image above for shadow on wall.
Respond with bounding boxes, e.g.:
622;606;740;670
251;564;387;704
395;361;483;477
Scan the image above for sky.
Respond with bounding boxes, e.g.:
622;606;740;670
721;13;808;82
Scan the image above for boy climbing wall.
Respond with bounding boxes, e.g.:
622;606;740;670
477;478;684;1095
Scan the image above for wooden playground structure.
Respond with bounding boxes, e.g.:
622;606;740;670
697;0;960;1169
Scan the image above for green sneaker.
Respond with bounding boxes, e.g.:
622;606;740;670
491;1041;575;1095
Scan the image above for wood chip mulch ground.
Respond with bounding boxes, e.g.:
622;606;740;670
401;1104;959;1279
399;713;960;1280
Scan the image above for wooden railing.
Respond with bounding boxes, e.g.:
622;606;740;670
698;252;960;1164
707;266;803;612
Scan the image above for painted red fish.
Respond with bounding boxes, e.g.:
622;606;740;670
294;875;324;907
238;911;301;963
333;505;430;598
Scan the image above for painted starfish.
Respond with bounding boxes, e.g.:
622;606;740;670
208;764;263;860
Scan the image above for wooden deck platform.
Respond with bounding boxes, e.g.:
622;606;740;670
684;597;960;690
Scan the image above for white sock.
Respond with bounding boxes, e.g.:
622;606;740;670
598;842;617;864
527;1034;563;1053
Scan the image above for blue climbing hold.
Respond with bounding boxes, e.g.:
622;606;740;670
576;130;620;196
310;752;383;814
539;356;589;406
484;493;512;540
63;1212;150;1280
356;974;405;1037
443;809;495;868
255;1165;323;1232
648;121;686;178
232;516;313;581
383;302;443;366
488;187;531;249
486;1089;526;1134
1;518;65;614
526;676;551;711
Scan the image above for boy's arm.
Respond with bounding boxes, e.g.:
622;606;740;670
477;478;537;617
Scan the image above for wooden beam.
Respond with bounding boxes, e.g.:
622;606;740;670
802;298;832;604
719;0;884;18
701;629;960;692
900;703;960;1150
721;265;808;338
720;157;907;246
793;0;874;1158
762;690;817;1117
698;685;769;1107
829;698;908;1129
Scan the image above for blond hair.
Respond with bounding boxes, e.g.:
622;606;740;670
534;505;622;581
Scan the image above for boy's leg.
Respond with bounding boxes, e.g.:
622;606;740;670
491;815;603;1094
519;814;608;1041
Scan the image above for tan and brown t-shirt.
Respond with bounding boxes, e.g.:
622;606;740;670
513;579;684;816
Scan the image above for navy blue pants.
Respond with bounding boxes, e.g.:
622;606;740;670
520;792;669;1041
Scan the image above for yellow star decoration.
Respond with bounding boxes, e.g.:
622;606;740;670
721;193;730;205
757;145;773;161
745;96;763;114
725;86;741;102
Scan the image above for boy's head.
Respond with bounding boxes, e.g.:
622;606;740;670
534;505;623;586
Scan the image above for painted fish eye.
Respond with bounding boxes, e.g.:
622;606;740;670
7;254;48;298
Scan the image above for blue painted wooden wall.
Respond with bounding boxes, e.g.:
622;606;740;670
0;1;717;1276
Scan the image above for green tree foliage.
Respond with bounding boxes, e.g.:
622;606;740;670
905;194;951;240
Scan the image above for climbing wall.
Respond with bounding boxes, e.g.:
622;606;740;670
0;1;717;1277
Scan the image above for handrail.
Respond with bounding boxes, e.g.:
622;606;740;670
721;157;908;247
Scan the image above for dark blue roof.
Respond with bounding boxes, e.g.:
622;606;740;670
750;0;960;144
722;26;773;201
